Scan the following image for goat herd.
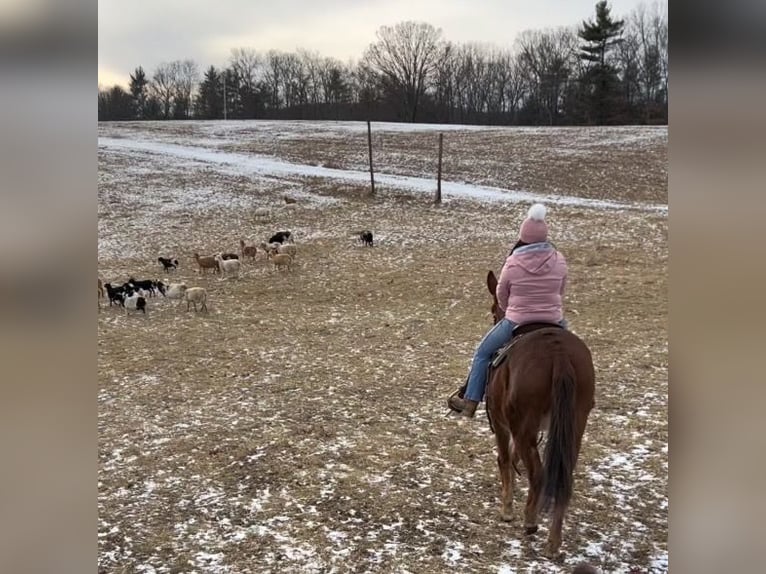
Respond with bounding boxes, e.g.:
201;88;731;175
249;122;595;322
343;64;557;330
97;229;375;315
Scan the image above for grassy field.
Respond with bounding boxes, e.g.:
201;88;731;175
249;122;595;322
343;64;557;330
98;121;667;573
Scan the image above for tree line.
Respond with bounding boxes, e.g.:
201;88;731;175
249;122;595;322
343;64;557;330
98;1;667;125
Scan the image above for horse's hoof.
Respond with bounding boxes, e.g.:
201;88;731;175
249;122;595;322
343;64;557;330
500;511;514;522
542;542;562;560
524;525;538;535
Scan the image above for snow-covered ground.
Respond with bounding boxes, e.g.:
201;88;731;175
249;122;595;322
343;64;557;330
99;136;667;213
98;121;668;573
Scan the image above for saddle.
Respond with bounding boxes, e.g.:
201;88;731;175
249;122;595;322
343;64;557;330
447;322;563;414
490;322;563;368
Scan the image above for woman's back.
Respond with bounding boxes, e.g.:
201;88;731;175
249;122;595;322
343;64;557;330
499;243;567;324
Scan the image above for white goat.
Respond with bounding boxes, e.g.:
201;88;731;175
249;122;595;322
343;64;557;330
253;207;270;219
184;287;208;312
165;283;187;300
215;254;241;279
124;291;147;316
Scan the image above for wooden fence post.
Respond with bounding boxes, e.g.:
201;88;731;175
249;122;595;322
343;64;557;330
435;132;443;204
367;120;375;196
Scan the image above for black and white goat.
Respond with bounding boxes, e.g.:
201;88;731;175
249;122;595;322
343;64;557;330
103;283;126;307
128;278;165;297
158;257;179;273
268;230;293;244
124;290;147;315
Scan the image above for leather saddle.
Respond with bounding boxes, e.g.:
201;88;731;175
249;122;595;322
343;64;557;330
447;322;563;411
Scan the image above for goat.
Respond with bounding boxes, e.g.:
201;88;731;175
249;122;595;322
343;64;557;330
268;230;292;244
157;257;179;272
103;283;125;307
154;280;166;296
254;207;270;219
165;283;187;300
269;252;293;272
128;277;160;297
194;253;219;275
185;287;208;312
269;243;297;259
124;291;147;315
220;253;240;260
239;239;258;261
215;254;241;279
358;230;374;247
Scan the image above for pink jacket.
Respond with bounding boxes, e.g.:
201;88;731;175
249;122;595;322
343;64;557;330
496;243;567;324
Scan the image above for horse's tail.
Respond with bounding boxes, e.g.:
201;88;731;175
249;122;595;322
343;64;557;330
541;348;578;515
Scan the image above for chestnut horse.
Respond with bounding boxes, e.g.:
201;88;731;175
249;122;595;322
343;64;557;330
484;269;595;556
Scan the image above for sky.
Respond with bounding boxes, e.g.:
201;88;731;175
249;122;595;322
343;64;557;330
98;0;663;88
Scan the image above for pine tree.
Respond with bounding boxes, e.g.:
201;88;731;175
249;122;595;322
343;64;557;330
195;66;223;119
129;66;149;119
578;1;624;124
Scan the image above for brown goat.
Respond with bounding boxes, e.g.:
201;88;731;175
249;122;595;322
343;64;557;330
194;252;219;274
239;239;258;261
269;252;293;271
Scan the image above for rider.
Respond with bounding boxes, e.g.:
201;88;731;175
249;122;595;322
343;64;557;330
449;203;569;418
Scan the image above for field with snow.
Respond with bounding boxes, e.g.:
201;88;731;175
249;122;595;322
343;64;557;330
98;120;668;573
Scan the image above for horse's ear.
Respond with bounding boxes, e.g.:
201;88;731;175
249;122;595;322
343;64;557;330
487;270;498;296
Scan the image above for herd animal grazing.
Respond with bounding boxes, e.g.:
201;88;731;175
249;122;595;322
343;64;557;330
165;283;188;300
215;253;241;279
269;252;293;271
240;239;258;260
101;228;321;318
184;287;208;312
269;230;293;244
358;230;374;247
194;253;219;275
123;290;147;315
158;257;179;272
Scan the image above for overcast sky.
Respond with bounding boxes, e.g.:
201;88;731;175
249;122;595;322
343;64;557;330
98;0;662;88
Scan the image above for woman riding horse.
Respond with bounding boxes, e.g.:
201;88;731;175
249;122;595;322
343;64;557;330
449;203;569;418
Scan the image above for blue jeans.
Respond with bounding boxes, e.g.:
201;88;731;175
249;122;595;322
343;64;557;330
463;318;569;402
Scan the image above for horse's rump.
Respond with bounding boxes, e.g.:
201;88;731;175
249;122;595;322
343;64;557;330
485;328;594;438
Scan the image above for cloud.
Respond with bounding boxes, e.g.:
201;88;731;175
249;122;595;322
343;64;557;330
98;0;661;86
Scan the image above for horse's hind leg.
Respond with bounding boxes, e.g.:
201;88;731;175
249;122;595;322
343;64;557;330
519;432;543;535
495;424;515;521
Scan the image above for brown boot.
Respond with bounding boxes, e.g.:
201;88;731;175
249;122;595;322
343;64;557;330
460;399;479;418
448;395;469;412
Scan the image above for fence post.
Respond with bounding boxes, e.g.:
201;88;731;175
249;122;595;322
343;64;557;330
435;132;443;204
367;120;375;196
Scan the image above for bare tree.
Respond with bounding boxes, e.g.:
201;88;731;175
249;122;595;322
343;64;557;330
149;62;179;119
363;21;443;121
174;60;199;119
516;28;578;125
433;42;457;122
230;48;261;94
629;2;667;119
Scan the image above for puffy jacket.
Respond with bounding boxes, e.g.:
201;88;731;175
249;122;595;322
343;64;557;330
496;242;567;324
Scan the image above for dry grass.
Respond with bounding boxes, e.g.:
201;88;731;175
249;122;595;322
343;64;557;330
98;121;667;573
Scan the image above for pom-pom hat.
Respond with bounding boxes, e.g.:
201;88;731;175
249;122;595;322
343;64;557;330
519;203;548;243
